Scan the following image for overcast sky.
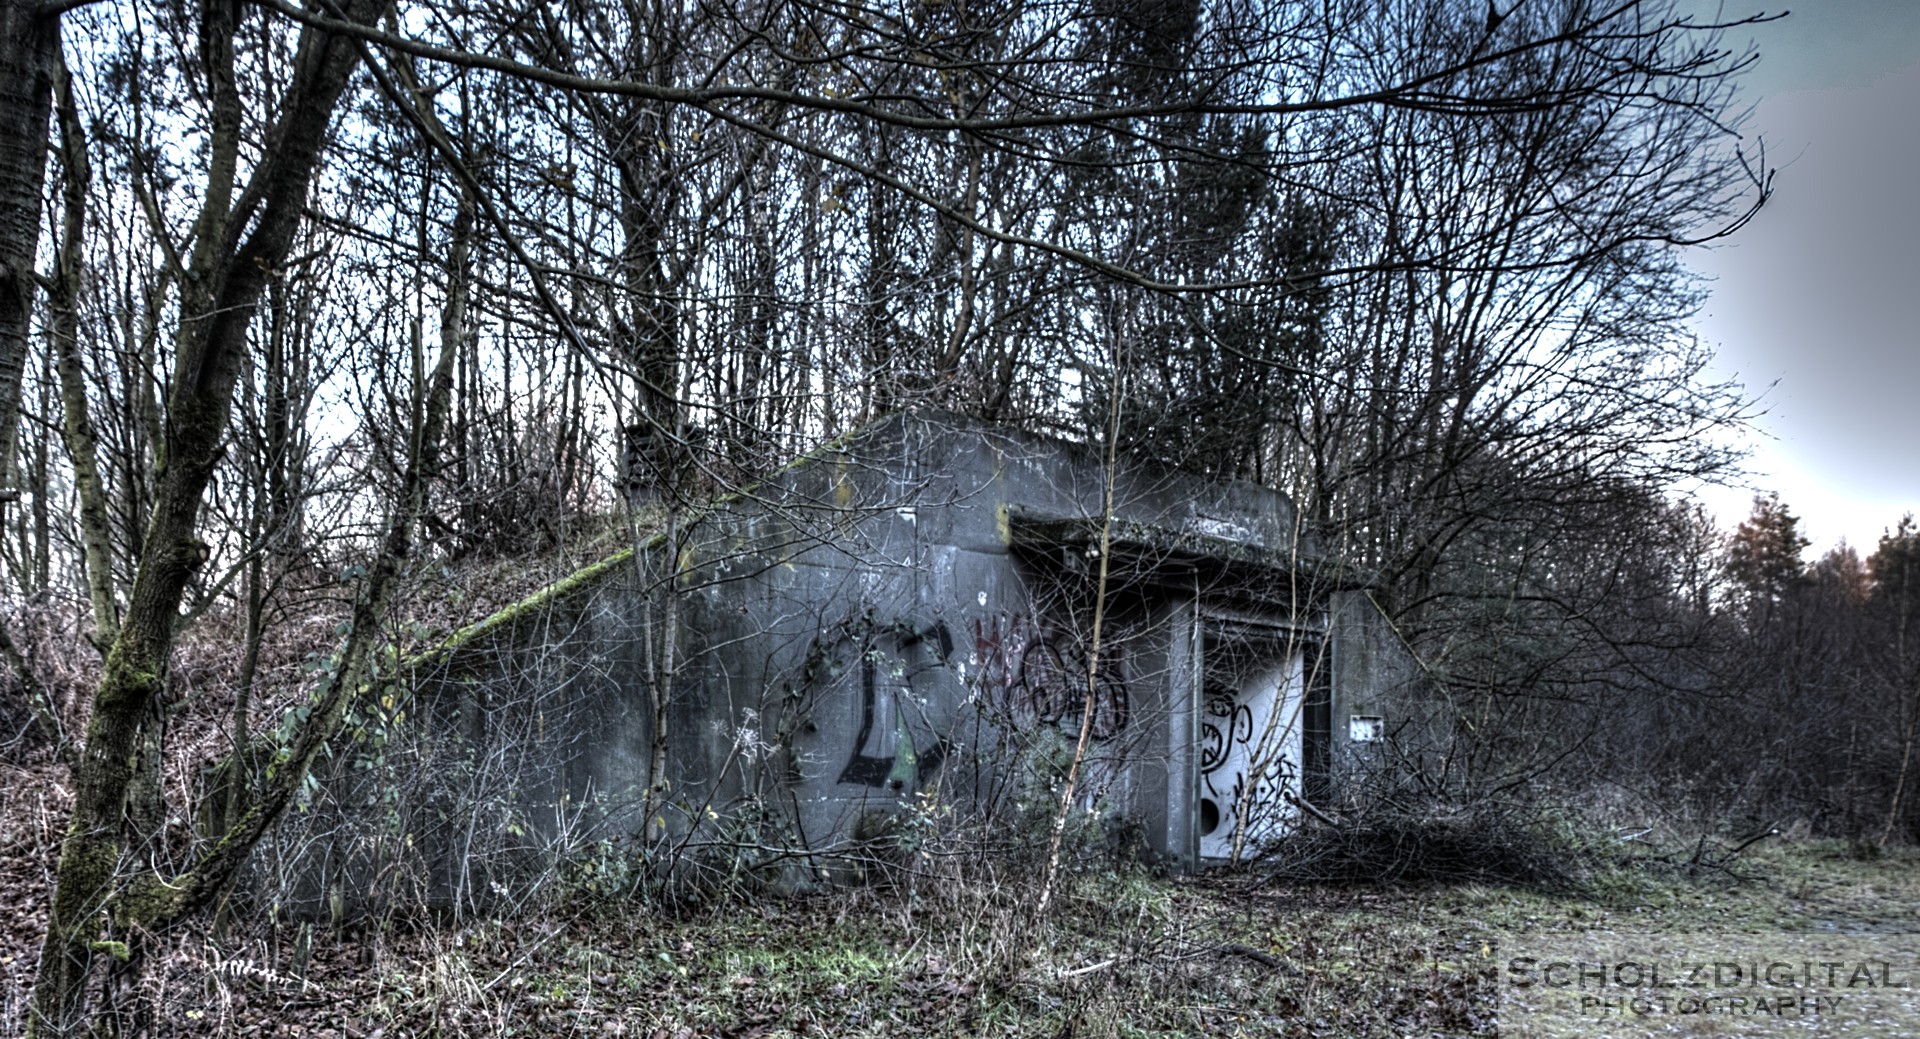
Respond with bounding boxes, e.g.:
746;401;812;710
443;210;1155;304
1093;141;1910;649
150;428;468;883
1678;1;1920;555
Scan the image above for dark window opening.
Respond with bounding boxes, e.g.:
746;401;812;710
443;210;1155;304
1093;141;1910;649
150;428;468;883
1302;639;1333;807
1199;798;1222;836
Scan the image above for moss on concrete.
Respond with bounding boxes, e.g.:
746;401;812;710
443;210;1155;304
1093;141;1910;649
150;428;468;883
408;423;886;673
408;534;658;670
405;422;887;672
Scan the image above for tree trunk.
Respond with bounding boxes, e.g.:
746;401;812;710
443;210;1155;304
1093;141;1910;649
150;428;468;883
29;1;394;1033
0;0;57;507
50;54;118;645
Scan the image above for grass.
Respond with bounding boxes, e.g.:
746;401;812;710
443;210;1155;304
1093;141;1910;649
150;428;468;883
14;838;1920;1037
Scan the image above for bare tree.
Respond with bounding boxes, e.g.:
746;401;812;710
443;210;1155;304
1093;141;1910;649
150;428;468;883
2;1;1784;1032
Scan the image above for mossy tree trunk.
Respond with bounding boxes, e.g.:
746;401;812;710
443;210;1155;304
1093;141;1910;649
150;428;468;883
27;1;396;1033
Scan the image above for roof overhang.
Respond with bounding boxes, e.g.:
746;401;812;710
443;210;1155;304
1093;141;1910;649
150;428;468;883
1005;510;1376;607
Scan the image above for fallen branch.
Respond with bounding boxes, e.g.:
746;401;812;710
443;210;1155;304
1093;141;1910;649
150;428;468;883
1058;957;1119;979
1217;943;1292;971
1284;792;1341;828
1728;822;1779;857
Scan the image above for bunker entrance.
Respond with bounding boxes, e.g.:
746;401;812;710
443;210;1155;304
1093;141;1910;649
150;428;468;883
1198;618;1329;862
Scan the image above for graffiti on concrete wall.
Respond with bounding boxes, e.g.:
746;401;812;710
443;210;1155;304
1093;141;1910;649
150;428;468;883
798;613;954;790
796;608;1133;793
1198;650;1303;858
838;619;952;788
971;614;1130;741
1200;689;1253;778
1200;689;1297;818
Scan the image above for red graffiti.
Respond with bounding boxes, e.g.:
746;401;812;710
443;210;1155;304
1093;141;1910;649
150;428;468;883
971;615;1129;741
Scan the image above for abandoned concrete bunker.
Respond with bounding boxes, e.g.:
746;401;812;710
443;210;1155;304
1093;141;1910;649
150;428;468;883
383;411;1425;896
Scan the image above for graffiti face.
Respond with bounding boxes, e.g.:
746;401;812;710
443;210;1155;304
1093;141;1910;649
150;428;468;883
1200;690;1253;774
971;614;1129;741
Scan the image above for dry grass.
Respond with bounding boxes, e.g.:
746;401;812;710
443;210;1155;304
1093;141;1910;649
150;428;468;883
9;744;1920;1039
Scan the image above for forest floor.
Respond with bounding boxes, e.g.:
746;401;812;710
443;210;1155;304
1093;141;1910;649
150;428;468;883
5;758;1919;1038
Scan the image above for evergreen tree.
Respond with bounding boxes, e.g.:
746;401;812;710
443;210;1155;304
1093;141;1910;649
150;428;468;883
1725;492;1810;623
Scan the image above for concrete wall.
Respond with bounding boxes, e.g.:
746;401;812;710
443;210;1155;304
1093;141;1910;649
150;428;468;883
280;572;656;916
313;411;1432;908
1326;588;1447;809
655;411;1367;876
667;412;1209;878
